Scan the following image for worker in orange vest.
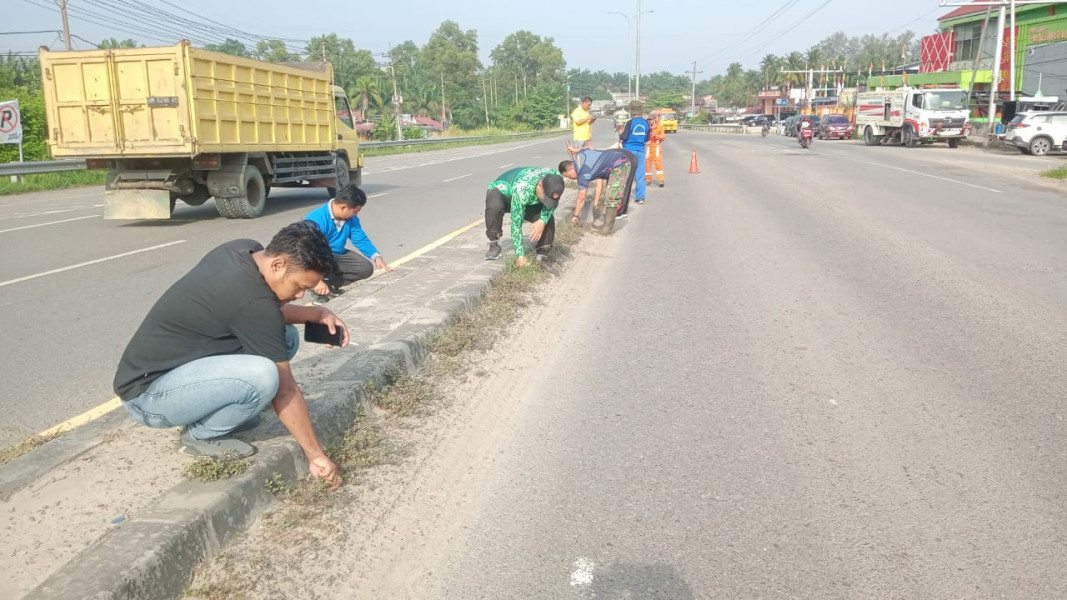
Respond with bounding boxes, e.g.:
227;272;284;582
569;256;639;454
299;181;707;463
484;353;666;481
645;110;666;188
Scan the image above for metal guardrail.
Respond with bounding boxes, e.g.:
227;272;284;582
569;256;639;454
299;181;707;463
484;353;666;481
0;131;568;176
0;159;87;177
680;124;746;134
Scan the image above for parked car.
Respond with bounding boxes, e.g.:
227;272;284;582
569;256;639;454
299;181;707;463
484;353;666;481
1006;111;1067;156
818;114;854;140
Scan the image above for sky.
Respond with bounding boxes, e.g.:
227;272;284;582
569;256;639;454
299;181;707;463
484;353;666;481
8;0;951;79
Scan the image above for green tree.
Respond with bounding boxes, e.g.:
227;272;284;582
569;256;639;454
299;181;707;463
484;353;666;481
204;38;249;57
646;90;687;111
418;21;482;126
254;40;297;63
306;34;378;89
97;38;139;49
490;30;565;100
349;75;382;120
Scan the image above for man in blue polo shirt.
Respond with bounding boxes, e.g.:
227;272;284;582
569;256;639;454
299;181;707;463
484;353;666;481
304;184;393;304
618;102;650;215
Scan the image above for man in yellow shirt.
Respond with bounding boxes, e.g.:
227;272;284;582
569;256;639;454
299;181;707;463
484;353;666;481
570;96;596;150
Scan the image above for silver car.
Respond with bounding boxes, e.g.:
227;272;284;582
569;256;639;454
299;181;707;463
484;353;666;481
1006;111;1067;156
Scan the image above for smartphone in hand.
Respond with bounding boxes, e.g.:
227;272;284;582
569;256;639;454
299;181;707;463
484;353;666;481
304;322;344;346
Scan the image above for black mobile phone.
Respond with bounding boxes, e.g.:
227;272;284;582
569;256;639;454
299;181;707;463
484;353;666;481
304;322;344;346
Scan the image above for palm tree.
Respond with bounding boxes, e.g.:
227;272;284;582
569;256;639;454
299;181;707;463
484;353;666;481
759;54;781;88
350;76;383;122
782;52;806;88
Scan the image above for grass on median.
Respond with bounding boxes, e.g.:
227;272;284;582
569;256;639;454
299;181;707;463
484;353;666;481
1040;165;1067;180
184;452;251;482
0;170;106;195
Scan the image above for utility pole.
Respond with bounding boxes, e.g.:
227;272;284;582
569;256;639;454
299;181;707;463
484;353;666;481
690;61;703;118
386;53;402;141
57;0;72;51
989;4;1006;127
481;77;490;129
635;0;641;101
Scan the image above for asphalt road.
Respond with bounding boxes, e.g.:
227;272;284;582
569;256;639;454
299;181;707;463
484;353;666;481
400;132;1067;598
0;135;571;447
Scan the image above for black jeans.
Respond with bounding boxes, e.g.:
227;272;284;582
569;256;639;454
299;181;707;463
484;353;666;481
324;249;374;290
485;188;555;256
616;149;638;215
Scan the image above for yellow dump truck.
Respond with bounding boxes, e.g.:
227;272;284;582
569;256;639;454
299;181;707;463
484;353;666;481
39;41;363;219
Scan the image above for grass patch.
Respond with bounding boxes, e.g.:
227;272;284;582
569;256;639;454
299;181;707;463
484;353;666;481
184;452;251;482
1040;165;1067;180
0;170;106;195
0;430;62;466
364;368;437;417
361;130;565;157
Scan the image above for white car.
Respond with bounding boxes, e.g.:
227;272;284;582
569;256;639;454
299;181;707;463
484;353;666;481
1006;111;1067;156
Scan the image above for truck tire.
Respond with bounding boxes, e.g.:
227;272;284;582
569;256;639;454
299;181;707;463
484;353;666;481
326;157;350;197
1029;136;1052;156
948;138;961;149
901;125;917;148
215;167;266;219
351;167;362;188
263;176;272;199
863;126;882;146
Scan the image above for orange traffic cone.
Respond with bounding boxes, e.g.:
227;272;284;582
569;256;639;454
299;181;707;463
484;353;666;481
688;148;700;174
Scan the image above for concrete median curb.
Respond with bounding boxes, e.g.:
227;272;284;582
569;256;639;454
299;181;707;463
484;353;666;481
21;239;505;600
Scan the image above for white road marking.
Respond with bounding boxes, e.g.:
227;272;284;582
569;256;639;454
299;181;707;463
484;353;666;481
0;206;100;221
570;557;595;587
498;163;514;168
0;214;99;234
0;240;186;288
368;192;389;198
829;153;1003;193
442;173;472;183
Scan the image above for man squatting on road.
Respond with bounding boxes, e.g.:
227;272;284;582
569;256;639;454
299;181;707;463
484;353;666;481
303;184;392;305
559;146;638;236
484;167;566;265
113;222;346;487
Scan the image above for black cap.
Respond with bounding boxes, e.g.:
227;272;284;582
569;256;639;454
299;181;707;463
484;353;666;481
539;174;565;209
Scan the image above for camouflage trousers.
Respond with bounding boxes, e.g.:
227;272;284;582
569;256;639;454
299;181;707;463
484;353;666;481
604;162;632;209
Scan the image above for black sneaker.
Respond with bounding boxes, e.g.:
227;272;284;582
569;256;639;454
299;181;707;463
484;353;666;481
306;290;329;306
485;242;502;260
178;428;255;458
535;254;559;276
617;212;629;219
635;198;646;205
658;181;664;188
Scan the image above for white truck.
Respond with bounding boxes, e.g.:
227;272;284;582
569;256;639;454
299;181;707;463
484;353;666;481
855;88;970;148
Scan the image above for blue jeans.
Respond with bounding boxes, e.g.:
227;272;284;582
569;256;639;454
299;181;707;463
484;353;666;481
623;145;646;202
123;325;300;440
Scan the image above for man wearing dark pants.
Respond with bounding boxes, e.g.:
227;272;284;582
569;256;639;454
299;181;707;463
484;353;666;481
113;222;347;487
304;184;392;305
484;167;565;266
559;146;638;235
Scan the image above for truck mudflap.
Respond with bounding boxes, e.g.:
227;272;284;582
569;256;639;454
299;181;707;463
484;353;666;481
104;189;172;219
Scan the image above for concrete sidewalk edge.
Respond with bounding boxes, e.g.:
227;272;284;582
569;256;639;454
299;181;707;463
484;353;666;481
23;252;503;599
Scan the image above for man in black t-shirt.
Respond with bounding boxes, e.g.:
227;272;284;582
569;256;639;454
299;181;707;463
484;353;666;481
114;222;347;487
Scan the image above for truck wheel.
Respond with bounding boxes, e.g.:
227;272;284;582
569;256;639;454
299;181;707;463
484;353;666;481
863;127;879;146
326;157;350;197
1029;136;1052;156
263;176;272;199
948;139;961;149
901;125;917;148
216;167;266;219
350;167;362;188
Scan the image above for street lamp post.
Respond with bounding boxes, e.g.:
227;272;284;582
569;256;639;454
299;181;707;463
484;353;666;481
635;3;653;102
607;11;632;100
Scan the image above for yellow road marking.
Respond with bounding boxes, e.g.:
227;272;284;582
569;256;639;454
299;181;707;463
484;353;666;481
34;218;487;438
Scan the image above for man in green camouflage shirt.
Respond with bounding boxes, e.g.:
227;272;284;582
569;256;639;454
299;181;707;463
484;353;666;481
484;167;566;265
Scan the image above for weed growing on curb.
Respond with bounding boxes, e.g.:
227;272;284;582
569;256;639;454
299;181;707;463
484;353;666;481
184;452;250;482
0;430;62;467
364;369;437;417
0;170;106;195
182;581;246;600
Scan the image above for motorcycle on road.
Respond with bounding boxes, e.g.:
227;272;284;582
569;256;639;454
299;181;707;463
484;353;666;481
761;124;770;138
798;125;814;149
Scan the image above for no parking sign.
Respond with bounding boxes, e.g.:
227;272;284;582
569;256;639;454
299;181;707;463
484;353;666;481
0;101;22;144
